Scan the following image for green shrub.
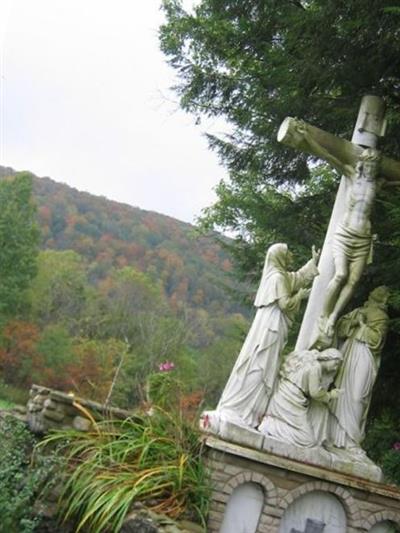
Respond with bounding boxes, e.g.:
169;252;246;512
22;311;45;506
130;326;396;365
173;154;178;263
364;412;400;463
0;416;62;532
381;445;400;485
145;369;183;409
0;379;29;405
0;398;15;409
364;412;400;486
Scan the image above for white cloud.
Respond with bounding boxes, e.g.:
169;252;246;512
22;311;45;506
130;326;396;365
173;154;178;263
0;0;228;223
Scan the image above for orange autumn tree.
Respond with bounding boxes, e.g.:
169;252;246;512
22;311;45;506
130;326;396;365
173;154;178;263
0;321;126;401
0;320;40;389
68;338;125;402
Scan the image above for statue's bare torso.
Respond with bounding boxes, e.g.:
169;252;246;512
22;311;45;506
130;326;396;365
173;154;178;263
297;123;381;339
343;173;376;234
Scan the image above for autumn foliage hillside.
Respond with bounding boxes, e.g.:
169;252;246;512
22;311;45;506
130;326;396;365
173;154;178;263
0;167;248;408
0;166;234;313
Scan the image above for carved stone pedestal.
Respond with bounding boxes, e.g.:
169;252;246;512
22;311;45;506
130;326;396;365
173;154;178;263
205;437;400;533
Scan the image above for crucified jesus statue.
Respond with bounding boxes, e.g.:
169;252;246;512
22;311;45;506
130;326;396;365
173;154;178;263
296;121;400;337
278;96;400;349
297;123;378;335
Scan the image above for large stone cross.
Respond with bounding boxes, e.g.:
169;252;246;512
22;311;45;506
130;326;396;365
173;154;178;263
278;95;400;349
291;518;326;533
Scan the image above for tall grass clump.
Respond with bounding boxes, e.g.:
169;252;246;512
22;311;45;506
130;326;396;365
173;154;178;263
41;370;209;532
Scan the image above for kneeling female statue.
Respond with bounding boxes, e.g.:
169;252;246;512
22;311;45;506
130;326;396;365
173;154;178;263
258;348;343;447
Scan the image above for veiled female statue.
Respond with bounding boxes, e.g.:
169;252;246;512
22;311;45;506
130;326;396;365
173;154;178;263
258;348;343;447
216;243;319;428
329;286;390;455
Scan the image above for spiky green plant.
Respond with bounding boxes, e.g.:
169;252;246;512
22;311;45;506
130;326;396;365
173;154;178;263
41;407;209;532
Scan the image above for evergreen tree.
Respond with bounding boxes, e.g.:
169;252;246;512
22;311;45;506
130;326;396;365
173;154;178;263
160;0;400;270
0;173;39;318
160;0;400;425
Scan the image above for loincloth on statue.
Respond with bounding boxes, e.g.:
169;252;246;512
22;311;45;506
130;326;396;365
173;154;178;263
332;224;373;264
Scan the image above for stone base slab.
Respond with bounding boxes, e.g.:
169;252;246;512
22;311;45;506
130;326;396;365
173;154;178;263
205;436;400;533
202;412;383;483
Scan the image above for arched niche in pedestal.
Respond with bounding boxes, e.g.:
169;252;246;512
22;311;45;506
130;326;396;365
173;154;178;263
370;522;400;533
219;481;264;533
279;490;346;533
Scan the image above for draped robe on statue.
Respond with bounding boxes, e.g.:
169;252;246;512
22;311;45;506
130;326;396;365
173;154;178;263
216;244;318;428
329;298;389;450
258;351;339;447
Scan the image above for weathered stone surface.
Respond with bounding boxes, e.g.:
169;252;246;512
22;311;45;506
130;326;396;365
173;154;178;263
72;415;92;431
121;516;159;533
121;511;199;533
50;390;75;405
0;405;27;423
27;413;47;433
26;384;135;434
207;437;395;496
28;402;44;413
219;419;265;450
42;408;65;422
204;437;400;533
43;398;57;410
203;418;383;483
13;404;27;414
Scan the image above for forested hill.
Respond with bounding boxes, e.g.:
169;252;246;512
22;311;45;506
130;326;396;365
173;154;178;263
0;165;238;315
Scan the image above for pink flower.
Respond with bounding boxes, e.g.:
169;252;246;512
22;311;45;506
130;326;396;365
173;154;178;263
158;361;175;372
393;442;400;451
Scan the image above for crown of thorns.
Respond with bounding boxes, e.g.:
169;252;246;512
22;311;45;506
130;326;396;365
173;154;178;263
359;148;380;162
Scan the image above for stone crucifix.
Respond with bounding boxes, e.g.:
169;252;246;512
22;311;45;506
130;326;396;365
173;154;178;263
277;95;400;350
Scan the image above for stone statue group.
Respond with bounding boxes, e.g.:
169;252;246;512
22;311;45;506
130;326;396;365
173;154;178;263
203;117;392;465
214;241;388;458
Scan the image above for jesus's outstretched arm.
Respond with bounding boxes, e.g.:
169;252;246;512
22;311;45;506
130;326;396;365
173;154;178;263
295;121;354;178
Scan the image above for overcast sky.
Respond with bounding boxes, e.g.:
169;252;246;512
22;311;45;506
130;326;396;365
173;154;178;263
0;0;228;224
